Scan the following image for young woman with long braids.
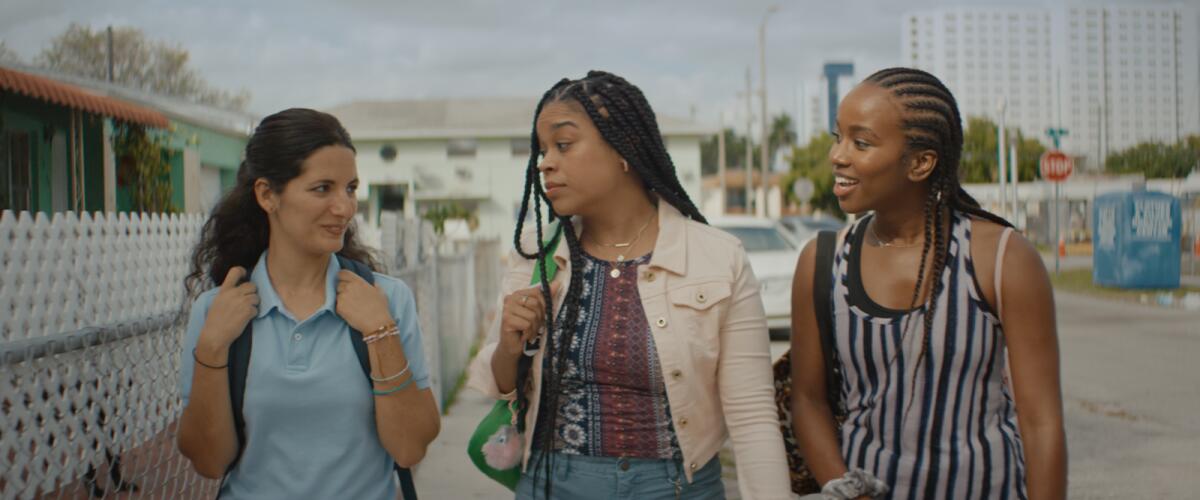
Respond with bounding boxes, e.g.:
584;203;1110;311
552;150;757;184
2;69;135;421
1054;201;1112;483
789;68;1066;499
176;108;440;499
468;71;791;499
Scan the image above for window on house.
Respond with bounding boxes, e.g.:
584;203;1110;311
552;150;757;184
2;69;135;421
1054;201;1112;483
446;138;477;158
510;138;531;158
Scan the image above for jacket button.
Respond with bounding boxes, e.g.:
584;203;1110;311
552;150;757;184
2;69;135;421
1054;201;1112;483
696;292;707;303
656;317;668;328
671;369;683;379
690;462;698;471
645;272;656;282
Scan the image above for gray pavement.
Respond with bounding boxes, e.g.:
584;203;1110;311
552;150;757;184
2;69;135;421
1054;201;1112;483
415;389;512;499
1055;290;1200;499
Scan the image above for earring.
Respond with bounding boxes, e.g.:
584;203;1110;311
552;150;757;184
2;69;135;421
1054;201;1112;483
621;160;630;173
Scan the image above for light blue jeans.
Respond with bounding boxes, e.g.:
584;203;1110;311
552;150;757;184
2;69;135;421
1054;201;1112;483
515;451;725;500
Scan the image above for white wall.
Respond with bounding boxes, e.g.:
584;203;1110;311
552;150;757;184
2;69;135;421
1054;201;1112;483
353;134;707;247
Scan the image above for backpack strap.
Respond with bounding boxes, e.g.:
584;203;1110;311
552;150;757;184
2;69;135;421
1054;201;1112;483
224;256;418;500
812;230;840;412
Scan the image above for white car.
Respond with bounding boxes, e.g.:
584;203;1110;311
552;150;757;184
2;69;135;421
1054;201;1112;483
709;216;801;338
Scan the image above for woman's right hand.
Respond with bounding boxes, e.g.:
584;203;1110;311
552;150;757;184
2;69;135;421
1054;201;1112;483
498;282;559;356
198;267;259;349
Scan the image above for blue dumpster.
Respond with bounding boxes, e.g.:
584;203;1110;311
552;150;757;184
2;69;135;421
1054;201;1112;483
1092;190;1182;289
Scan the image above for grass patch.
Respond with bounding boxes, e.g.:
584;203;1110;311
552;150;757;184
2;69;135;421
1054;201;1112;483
1050;267;1200;305
440;328;487;414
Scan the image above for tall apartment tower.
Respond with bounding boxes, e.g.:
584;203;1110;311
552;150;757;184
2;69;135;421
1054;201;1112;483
902;4;1200;170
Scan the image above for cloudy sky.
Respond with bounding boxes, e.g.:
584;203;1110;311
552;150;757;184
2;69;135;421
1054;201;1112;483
1;0;1188;132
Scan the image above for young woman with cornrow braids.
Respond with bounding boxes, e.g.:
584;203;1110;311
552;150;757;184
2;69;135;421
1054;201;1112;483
789;68;1066;499
468;71;791;499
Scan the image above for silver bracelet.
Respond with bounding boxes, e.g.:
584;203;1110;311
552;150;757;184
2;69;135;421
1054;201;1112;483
821;468;889;499
369;360;411;382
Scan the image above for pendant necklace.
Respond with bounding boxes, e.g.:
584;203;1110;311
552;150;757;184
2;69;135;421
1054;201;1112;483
592;212;656;278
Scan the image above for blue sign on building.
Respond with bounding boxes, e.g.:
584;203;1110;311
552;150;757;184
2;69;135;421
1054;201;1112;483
1093;190;1182;289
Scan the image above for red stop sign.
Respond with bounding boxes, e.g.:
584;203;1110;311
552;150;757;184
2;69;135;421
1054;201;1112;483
1039;150;1073;182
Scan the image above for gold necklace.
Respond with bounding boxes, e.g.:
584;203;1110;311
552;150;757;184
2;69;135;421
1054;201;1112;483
868;221;921;248
590;212;656;278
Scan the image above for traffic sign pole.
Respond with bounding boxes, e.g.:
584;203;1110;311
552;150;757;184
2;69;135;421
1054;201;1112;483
1040;147;1073;275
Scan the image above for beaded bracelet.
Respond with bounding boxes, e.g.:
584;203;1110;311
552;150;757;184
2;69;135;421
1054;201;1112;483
372;377;414;396
363;325;400;344
369;360;410;382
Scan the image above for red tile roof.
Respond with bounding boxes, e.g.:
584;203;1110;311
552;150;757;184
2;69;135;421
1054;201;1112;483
0;66;169;128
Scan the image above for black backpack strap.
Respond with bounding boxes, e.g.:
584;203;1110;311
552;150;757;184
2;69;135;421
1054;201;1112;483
337;255;376;375
335;255;418;500
226;324;253;469
812;231;840;412
219;319;254;497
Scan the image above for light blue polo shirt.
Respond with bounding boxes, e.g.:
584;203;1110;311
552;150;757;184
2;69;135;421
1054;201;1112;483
180;251;430;500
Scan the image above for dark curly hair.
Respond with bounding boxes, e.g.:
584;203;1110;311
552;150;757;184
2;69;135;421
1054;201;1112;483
185;108;378;298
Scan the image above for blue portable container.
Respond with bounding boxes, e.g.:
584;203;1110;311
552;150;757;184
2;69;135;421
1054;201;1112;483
1092;190;1182;289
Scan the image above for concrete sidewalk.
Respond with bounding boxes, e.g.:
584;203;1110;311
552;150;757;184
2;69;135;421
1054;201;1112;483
416;389;513;499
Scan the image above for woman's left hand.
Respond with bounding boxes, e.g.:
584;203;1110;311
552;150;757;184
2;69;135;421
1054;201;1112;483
335;270;393;334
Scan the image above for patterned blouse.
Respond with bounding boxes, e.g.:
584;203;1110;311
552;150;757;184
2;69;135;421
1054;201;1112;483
536;252;682;460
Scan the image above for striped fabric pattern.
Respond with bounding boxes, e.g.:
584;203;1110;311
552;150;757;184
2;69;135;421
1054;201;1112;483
829;212;1027;499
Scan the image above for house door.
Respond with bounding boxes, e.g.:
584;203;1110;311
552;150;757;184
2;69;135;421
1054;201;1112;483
2;131;32;211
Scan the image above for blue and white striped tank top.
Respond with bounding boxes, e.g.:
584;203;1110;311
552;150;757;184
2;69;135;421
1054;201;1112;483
830;212;1026;500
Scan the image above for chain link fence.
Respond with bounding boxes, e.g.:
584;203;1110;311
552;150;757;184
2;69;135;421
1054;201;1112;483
0;209;501;499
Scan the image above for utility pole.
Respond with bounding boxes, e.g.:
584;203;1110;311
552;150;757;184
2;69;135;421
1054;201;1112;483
744;68;755;215
758;5;779;218
106;26;115;82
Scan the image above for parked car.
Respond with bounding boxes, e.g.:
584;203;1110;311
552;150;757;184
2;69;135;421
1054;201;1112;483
708;216;800;339
778;215;846;245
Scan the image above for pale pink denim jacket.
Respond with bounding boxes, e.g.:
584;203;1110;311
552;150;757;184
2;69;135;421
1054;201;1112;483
467;202;791;499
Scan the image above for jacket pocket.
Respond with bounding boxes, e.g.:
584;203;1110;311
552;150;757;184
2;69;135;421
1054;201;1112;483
666;281;732;363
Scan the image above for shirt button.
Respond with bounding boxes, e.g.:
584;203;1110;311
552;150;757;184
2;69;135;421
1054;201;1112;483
689;462;698;471
656;317;668;328
696;292;707;303
678;417;689;427
293;333;302;341
645;272;656;282
671;369;683;380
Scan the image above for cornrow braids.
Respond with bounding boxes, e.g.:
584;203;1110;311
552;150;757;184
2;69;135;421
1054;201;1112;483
864;68;1014;423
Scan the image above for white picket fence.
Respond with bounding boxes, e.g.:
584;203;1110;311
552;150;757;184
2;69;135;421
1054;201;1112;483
0;209;500;499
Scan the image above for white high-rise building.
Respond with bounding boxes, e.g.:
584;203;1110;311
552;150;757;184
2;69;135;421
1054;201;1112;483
903;4;1200;171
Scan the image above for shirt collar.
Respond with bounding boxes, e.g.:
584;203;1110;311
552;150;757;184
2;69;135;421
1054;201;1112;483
552;200;689;276
250;250;341;320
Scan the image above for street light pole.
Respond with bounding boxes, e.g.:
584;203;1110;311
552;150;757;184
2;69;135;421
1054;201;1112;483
758;5;779;218
997;97;1007;219
718;112;727;215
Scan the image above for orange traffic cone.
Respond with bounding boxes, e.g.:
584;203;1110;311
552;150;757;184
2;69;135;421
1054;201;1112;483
1058;237;1066;258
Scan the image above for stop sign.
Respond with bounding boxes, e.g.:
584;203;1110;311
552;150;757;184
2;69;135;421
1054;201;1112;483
1040;150;1073;182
